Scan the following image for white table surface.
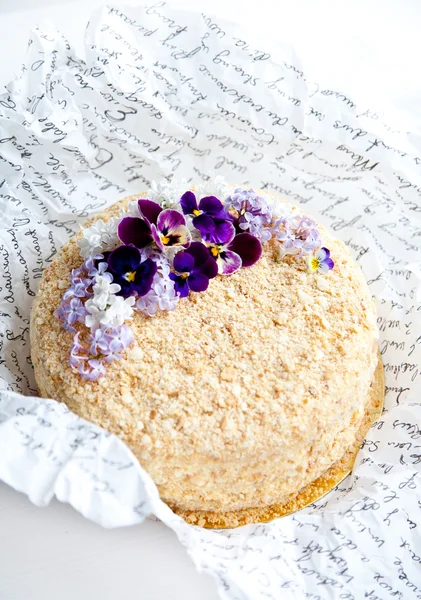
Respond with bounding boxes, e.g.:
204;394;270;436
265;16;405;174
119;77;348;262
0;1;420;599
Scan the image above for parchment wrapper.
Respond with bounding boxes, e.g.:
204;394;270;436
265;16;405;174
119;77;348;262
0;4;420;599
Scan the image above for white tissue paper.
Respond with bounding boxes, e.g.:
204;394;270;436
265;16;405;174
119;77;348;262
0;3;420;599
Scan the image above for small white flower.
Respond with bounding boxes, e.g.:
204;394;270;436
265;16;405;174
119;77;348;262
84;299;106;329
195;174;230;200
85;294;134;329
77;218;119;258
119;200;143;219
147;179;189;210
101;295;135;327
92;274;121;310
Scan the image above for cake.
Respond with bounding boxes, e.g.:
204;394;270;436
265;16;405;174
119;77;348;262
30;183;380;528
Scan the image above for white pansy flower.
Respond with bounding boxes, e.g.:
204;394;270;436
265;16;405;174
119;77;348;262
77;218;120;258
92;274;121;311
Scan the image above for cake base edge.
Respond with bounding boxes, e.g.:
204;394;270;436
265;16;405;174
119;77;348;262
169;350;384;529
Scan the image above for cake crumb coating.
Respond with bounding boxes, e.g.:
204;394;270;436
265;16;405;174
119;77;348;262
30;192;379;515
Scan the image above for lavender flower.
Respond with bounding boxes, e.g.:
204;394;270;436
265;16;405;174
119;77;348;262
136;270;179;316
224;188;273;242
62;277;93;301
69;324;134;381
272;214;322;257
118;199;191;252
77;359;107;381
89;324;134;363
84;254;108;278
169;242;218;298
54;298;87;333
69;332;89;368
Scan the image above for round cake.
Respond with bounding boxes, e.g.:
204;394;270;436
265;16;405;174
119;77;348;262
30;184;379;527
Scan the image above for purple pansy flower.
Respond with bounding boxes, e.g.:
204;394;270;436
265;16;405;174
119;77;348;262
106;245;157;298
169;242;218;298
180;191;233;244
118;199;191;252
206;222;262;275
307;247;334;273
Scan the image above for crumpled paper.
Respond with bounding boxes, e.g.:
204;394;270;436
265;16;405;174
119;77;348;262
0;3;420;599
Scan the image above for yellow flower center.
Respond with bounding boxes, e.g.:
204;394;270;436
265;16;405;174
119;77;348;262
210;246;220;258
192;209;201;216
310;257;320;271
125;271;136;282
180;272;189;279
161;235;170;245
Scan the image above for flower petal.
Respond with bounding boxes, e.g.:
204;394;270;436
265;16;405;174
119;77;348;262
118;217;152;248
198;196;224;216
108;245;141;274
151;224;165;251
167;224;191;247
180;191;198;215
202;256;219;279
157;209;187;234
185;242;218;279
138;199;162;225
118;278;136;297
228;232;262;268
188;272;210;293
169;273;190;298
315;247;328;261
133;258;158;296
186;241;211;266
217;249;242;275
320;257;334;271
307;256;319;272
195;215;236;245
193;214;217;242
213;219;236;244
173;251;195;273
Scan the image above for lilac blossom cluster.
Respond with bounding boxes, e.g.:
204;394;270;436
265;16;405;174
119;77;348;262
55;255;136;381
223;188;273;242
57;184;333;382
272;214;322;257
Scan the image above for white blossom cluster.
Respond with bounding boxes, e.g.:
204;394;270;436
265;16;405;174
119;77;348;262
147;175;230;210
77;218;120;258
84;274;135;329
